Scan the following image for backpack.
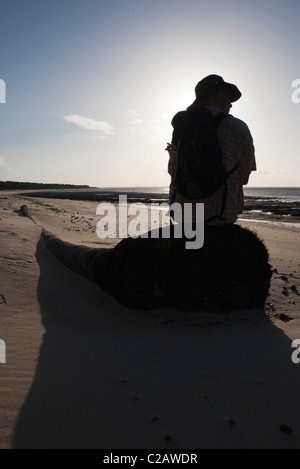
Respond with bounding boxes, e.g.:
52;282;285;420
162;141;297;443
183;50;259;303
171;107;236;202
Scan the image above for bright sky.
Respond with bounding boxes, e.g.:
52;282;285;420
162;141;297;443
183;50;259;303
0;0;299;188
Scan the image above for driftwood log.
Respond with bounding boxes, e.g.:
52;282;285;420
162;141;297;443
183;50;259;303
42;224;272;312
20;205;30;217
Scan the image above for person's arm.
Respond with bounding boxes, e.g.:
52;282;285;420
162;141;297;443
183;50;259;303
239;124;256;185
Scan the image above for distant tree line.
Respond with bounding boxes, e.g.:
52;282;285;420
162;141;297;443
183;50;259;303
0;181;91;190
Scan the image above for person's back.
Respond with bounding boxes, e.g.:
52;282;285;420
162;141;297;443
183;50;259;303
167;75;256;224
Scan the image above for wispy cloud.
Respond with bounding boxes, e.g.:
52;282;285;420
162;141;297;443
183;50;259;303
63;115;115;134
257;169;288;176
126;110;143;126
129;117;143;126
124;109;170;136
0;156;13;172
126;110;143;131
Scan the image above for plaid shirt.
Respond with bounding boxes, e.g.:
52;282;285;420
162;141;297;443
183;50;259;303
167;106;256;224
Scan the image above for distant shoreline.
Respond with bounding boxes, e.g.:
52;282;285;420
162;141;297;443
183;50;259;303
0;181;93;191
6;186;300;226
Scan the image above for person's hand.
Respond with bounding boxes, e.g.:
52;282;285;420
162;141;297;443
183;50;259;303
165;142;176;151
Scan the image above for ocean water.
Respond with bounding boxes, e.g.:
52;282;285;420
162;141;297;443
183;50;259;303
30;185;300;200
101;187;300;212
241;187;300;221
243;187;300;203
91;186;300;228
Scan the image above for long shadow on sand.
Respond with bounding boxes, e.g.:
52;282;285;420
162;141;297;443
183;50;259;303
12;234;300;449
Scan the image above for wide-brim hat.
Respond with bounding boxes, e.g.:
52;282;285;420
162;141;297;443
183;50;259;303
194;74;242;103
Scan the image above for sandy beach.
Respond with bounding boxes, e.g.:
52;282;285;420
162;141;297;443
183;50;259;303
1;190;300;449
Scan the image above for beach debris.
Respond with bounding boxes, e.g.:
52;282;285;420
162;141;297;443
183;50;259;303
0;294;7;304
275;313;293;322
279;424;293;434
20;205;29;217
281;275;288;282
282;288;289;296
291;285;300;296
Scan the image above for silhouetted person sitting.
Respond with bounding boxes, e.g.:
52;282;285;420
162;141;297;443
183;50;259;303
167;74;256;224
